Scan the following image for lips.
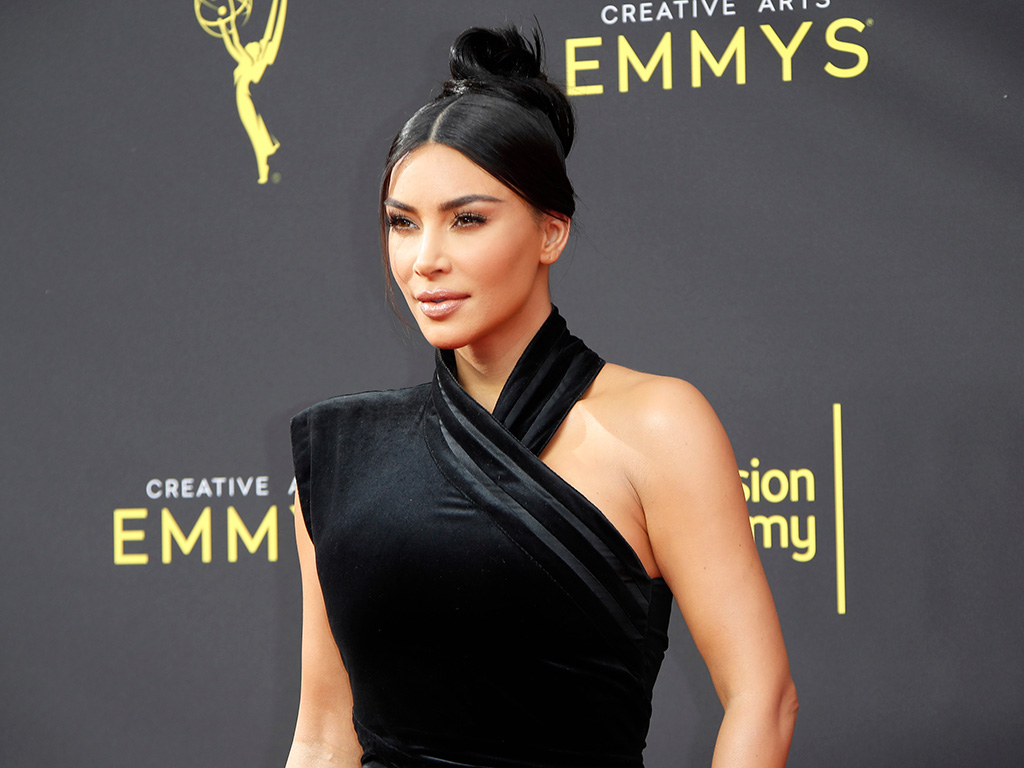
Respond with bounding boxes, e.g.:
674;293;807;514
415;289;468;320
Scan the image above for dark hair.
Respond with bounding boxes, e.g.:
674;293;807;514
379;25;577;308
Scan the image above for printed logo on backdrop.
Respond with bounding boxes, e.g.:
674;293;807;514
564;0;871;95
109;409;849;614
195;0;288;184
112;475;294;566
738;404;848;614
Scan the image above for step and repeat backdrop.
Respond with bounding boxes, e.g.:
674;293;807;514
2;1;1022;766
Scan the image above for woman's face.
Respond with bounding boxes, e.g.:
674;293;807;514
385;143;569;353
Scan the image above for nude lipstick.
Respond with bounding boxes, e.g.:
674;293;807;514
416;289;468;320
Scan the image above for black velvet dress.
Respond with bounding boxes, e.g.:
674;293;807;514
291;308;673;768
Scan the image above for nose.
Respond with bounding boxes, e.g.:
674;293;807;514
412;227;451;277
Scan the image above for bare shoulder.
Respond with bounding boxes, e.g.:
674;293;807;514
587;364;748;579
553;362;745;580
585;363;726;452
583;362;741;515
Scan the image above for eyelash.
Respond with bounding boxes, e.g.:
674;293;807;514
386;211;488;231
387;214;414;231
453;211;486;228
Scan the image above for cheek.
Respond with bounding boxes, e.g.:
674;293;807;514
482;235;539;283
387;240;412;286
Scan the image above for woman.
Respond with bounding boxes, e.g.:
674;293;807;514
287;25;796;768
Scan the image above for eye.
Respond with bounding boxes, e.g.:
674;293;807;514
453;211;487;228
387;213;416;231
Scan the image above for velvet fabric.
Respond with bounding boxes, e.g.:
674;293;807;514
291;308;673;768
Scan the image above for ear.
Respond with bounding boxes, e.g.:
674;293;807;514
538;215;571;265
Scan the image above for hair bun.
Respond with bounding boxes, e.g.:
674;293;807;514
445;26;575;158
449;27;543;81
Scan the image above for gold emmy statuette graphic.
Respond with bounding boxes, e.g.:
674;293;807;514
195;0;287;184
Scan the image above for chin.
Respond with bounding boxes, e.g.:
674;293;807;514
417;326;472;351
406;304;482;350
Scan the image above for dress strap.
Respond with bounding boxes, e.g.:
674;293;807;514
436;306;604;456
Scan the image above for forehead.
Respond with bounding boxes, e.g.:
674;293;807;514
388;144;507;200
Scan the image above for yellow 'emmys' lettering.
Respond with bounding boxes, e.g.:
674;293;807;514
196;0;288;184
566;18;867;94
162;507;212;563
825;18;869;78
760;21;813;81
566;37;605;95
113;508;149;565
114;506;282;564
691;26;746;87
618;32;673;92
750;514;816;562
227;505;278;562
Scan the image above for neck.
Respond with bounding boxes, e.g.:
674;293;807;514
450;299;553;413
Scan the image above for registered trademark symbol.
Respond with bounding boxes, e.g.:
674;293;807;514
271;171;282;184
866;18;874;26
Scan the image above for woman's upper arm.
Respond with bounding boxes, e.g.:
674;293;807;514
635;380;794;709
287;492;362;765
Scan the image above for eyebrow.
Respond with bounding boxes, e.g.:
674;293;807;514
384;194;504;213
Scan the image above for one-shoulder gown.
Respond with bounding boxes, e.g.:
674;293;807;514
291;308;673;768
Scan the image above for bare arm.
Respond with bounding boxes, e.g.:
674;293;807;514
285;492;362;768
636;380;798;767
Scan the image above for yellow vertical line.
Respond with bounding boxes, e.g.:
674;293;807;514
833;403;847;614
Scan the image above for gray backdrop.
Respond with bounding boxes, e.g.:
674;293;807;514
2;1;1022;766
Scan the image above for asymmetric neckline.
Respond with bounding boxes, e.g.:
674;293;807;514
436;306;605;456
